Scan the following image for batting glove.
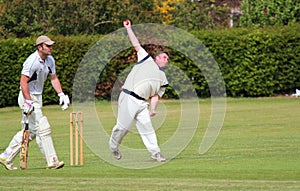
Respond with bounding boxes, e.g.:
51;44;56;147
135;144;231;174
22;100;34;115
58;92;70;110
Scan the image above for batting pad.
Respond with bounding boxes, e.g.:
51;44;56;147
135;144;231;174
39;116;58;166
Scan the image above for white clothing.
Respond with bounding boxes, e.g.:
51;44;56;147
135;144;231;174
0;51;60;167
122;48;168;99
109;48;168;156
21;50;56;94
110;92;160;154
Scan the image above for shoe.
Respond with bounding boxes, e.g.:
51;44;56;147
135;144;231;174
112;150;122;160
47;161;65;169
0;157;17;170
151;152;166;162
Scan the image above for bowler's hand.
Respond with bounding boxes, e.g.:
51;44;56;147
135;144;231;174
58;92;70;110
149;110;156;117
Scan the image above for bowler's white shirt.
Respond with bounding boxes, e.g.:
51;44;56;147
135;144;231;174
21;50;56;95
122;48;168;99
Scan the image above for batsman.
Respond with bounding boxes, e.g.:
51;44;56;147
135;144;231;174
0;35;69;170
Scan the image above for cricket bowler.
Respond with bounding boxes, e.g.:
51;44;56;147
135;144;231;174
109;19;169;162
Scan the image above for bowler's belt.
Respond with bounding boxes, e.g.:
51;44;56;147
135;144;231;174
122;89;145;101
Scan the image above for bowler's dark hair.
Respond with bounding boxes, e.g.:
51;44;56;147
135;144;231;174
155;51;170;58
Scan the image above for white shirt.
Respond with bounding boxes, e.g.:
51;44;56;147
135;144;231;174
21;50;56;95
122;48;168;99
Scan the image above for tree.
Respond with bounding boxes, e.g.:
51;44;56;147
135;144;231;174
0;0;44;37
153;0;183;24
171;0;233;30
0;0;161;37
240;0;300;27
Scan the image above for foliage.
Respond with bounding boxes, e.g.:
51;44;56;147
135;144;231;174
0;38;34;106
1;0;299;37
240;0;300;27
171;0;234;30
0;0;162;38
172;1;214;30
0;24;299;107
153;0;183;24
193;24;300;97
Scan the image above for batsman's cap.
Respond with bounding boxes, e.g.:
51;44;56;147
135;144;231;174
34;35;55;46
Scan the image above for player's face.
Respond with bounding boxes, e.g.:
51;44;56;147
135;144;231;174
156;53;169;68
40;43;53;56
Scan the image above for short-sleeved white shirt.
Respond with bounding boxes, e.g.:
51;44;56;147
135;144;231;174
122;48;168;99
21;50;56;95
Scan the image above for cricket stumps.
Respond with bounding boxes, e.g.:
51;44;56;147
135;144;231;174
70;112;84;166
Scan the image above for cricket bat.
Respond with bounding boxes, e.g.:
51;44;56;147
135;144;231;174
20;118;30;170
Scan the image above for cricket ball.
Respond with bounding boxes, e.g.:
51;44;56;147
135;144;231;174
125;19;129;25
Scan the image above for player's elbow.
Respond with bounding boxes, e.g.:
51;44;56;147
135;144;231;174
134;45;142;52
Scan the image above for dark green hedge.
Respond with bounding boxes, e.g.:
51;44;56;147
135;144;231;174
192;24;300;97
0;24;299;107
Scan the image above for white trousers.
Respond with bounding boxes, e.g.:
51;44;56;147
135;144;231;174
1;91;58;165
109;92;160;155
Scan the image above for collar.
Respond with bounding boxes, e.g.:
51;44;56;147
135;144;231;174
159;67;165;71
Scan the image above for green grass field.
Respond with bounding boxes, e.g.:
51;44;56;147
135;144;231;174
0;97;299;191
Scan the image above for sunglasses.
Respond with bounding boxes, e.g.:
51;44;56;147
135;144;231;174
43;44;52;48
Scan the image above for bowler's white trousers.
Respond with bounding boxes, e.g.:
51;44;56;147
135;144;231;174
109;92;161;155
